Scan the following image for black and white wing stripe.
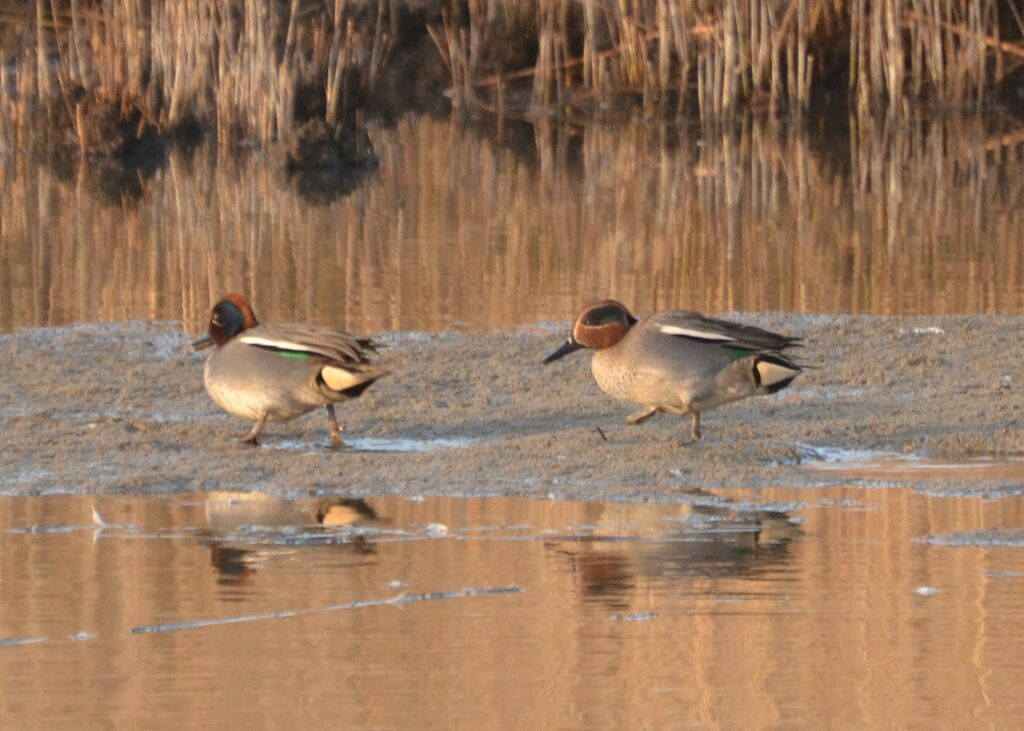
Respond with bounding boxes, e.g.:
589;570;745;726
651;312;801;352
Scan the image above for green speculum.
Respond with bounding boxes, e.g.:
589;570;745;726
275;351;314;361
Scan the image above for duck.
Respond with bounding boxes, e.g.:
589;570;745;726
543;300;802;440
191;294;387;447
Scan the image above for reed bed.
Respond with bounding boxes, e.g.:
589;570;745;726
434;0;834;119
2;1;1024;153
437;0;1021;119
2;114;1023;332
0;0;394;151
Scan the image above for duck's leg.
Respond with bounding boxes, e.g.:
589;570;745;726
690;412;702;441
244;413;268;446
626;406;659;425
325;404;345;449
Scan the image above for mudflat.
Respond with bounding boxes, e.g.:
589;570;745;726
2;314;1022;499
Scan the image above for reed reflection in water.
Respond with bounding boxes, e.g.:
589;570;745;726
2;114;1024;333
2;488;1024;727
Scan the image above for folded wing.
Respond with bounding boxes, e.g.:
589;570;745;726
241;324;386;396
652;311;802;353
240;324;378;363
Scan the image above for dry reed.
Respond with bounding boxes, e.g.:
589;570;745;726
2;1;1023;153
0;0;394;151
434;0;1018;120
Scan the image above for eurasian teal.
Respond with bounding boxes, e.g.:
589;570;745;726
544;300;802;440
192;294;387;447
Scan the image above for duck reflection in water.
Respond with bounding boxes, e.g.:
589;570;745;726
198;492;380;586
545;490;800;610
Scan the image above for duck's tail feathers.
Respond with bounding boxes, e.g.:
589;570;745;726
358;337;383;354
752;354;801;394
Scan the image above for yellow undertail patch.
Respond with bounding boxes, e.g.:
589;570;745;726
755;360;800;387
321;366;375;392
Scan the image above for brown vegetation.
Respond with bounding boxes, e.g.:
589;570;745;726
2;1;1024;158
0;0;404;160
433;0;1024;118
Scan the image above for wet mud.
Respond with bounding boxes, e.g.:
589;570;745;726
1;314;1023;499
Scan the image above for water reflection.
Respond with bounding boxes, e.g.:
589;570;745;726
3;114;1024;333
198;492;381;586
4;488;1024;726
195;490;798;597
544;497;799;609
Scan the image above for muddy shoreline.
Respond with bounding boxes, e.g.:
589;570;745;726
2;314;1023;500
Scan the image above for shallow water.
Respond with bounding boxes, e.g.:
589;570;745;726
3;488;1024;727
3;115;1024;333
798;445;1024;487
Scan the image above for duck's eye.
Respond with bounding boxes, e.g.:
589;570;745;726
211;314;222;327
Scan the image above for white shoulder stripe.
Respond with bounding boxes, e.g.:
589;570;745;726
656;324;735;341
240;335;328;356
